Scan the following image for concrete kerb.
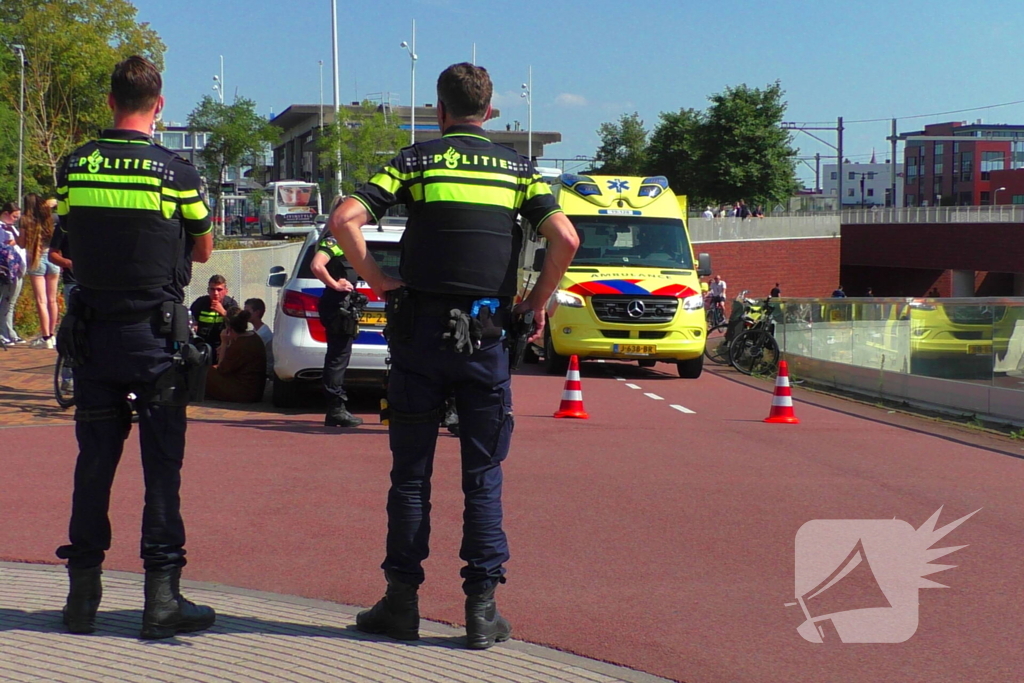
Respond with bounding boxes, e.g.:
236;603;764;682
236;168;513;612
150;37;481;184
0;562;673;683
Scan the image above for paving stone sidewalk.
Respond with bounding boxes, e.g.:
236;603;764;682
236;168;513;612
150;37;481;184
0;563;670;683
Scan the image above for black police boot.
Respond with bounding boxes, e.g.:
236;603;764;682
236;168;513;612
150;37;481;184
355;572;420;641
140;567;216;640
325;398;363;428
465;583;511;650
62;566;102;634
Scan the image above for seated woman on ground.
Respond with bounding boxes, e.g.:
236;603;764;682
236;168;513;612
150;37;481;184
204;306;267;403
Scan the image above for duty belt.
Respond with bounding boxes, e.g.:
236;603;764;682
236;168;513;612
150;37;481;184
410;291;511;316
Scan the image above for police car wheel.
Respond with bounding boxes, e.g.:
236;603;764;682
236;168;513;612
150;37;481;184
272;377;303;408
676;355;704;379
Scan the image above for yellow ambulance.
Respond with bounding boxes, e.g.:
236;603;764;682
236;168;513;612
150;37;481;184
521;174;712;377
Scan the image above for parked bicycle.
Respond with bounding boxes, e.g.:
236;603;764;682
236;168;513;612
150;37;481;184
704;290;761;365
54;350;75;409
729;296;781;376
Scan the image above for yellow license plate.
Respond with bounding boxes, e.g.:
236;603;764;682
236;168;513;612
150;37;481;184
360;312;387;327
967;345;989;355
613;344;657;356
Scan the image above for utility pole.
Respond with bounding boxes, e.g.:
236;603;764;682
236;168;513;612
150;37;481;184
331;0;342;198
887;118;899;207
837;116;844;212
814;153;821;193
12;45;25;205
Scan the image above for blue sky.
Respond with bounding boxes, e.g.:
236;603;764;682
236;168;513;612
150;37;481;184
134;0;1024;185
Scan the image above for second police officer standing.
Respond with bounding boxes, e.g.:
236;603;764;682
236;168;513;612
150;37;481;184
53;56;217;639
310;220;366;427
329;63;579;649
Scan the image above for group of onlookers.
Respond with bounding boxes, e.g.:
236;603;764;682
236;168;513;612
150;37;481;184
2;197;275;404
1;195;64;348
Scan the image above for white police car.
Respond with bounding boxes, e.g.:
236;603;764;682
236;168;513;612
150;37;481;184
268;222;404;407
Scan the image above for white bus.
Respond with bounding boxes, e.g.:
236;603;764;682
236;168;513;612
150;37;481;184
259;181;322;237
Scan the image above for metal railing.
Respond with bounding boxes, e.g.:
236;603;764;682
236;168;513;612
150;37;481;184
843;206;1024;224
774;297;1024;389
185;243;302;325
689;215;840;242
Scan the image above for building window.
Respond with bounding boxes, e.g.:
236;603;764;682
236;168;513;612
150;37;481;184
867;188;875;197
981;191;991;203
907;194;916;206
981;151;1003;179
848;171;856;180
867;172;876;180
1013;195;1024;204
907;157;918;178
161;132;184;149
934;143;944;155
830;171;838;180
847;188;855;197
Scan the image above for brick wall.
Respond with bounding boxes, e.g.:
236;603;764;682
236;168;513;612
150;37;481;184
693;237;840;299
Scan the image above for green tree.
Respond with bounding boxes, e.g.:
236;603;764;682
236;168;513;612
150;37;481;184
186;95;280;222
0;0;165;191
593;112;649;176
318;101;408;198
647;107;704;201
691;81;798;208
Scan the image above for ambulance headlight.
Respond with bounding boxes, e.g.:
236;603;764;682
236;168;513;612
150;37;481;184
682;294;704;311
554;290;586;308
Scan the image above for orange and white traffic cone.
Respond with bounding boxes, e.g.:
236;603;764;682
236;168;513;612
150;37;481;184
554;355;589;419
764;360;800;424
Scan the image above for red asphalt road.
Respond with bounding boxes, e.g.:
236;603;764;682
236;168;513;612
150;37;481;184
3;362;1024;682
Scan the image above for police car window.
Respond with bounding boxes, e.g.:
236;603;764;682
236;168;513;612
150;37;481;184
296;240;402;279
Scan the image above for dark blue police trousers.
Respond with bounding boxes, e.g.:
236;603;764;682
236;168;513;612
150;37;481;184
56;319;188;572
384;313;513;595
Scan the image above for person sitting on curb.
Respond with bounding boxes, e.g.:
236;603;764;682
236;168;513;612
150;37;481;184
205;306;267;403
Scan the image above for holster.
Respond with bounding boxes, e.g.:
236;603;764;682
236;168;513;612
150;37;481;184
322;291;368;338
56;290;90;365
384;288;414;343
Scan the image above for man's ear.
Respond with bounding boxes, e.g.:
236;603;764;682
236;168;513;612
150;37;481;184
482;104;493;122
107;93;117;112
154;95;165;117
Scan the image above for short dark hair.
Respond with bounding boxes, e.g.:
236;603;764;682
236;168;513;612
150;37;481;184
244;298;266;316
436;63;492;120
208;274;227;287
1;201;18;215
110;56;162;114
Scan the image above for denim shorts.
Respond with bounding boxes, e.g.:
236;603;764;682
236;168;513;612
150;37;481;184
27;250;60;277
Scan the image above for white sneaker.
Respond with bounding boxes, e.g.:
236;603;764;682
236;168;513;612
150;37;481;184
29;337;48;348
45;336;55;349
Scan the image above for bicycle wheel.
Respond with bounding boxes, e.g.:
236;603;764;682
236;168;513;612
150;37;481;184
53;353;75;409
730;329;780;377
703;322;731;365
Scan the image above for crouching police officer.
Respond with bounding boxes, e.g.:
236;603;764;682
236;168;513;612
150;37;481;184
53;56;217;639
311;229;365;427
329;63;578;649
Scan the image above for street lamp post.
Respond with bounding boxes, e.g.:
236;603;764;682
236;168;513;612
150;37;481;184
994;186;1007;205
318;60;324;130
212;54;224;103
331;0;342;197
521;66;532;162
400;20;417;144
12;44;25;204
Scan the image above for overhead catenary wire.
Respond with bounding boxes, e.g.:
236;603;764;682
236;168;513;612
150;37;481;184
786;97;1024;127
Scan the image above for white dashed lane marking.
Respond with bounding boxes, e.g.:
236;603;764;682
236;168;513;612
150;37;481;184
644;393;664;401
670;404;696;414
625;383;642;390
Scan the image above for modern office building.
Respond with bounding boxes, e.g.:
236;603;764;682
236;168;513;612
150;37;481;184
900;121;1024;206
821;161;903;207
269;103;561;186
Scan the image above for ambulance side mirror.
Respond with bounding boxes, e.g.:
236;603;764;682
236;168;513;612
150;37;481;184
696;253;712;277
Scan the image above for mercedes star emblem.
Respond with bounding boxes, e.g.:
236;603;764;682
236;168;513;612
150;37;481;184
627;300;646;317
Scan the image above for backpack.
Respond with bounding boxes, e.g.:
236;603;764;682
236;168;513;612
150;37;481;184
0;242;24;286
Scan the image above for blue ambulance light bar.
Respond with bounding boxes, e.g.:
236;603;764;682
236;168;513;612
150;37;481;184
638;176;669;198
561;173;602;196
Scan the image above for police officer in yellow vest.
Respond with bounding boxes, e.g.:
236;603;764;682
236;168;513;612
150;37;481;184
329;63;579;649
311;230;365;427
53;56;216;639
